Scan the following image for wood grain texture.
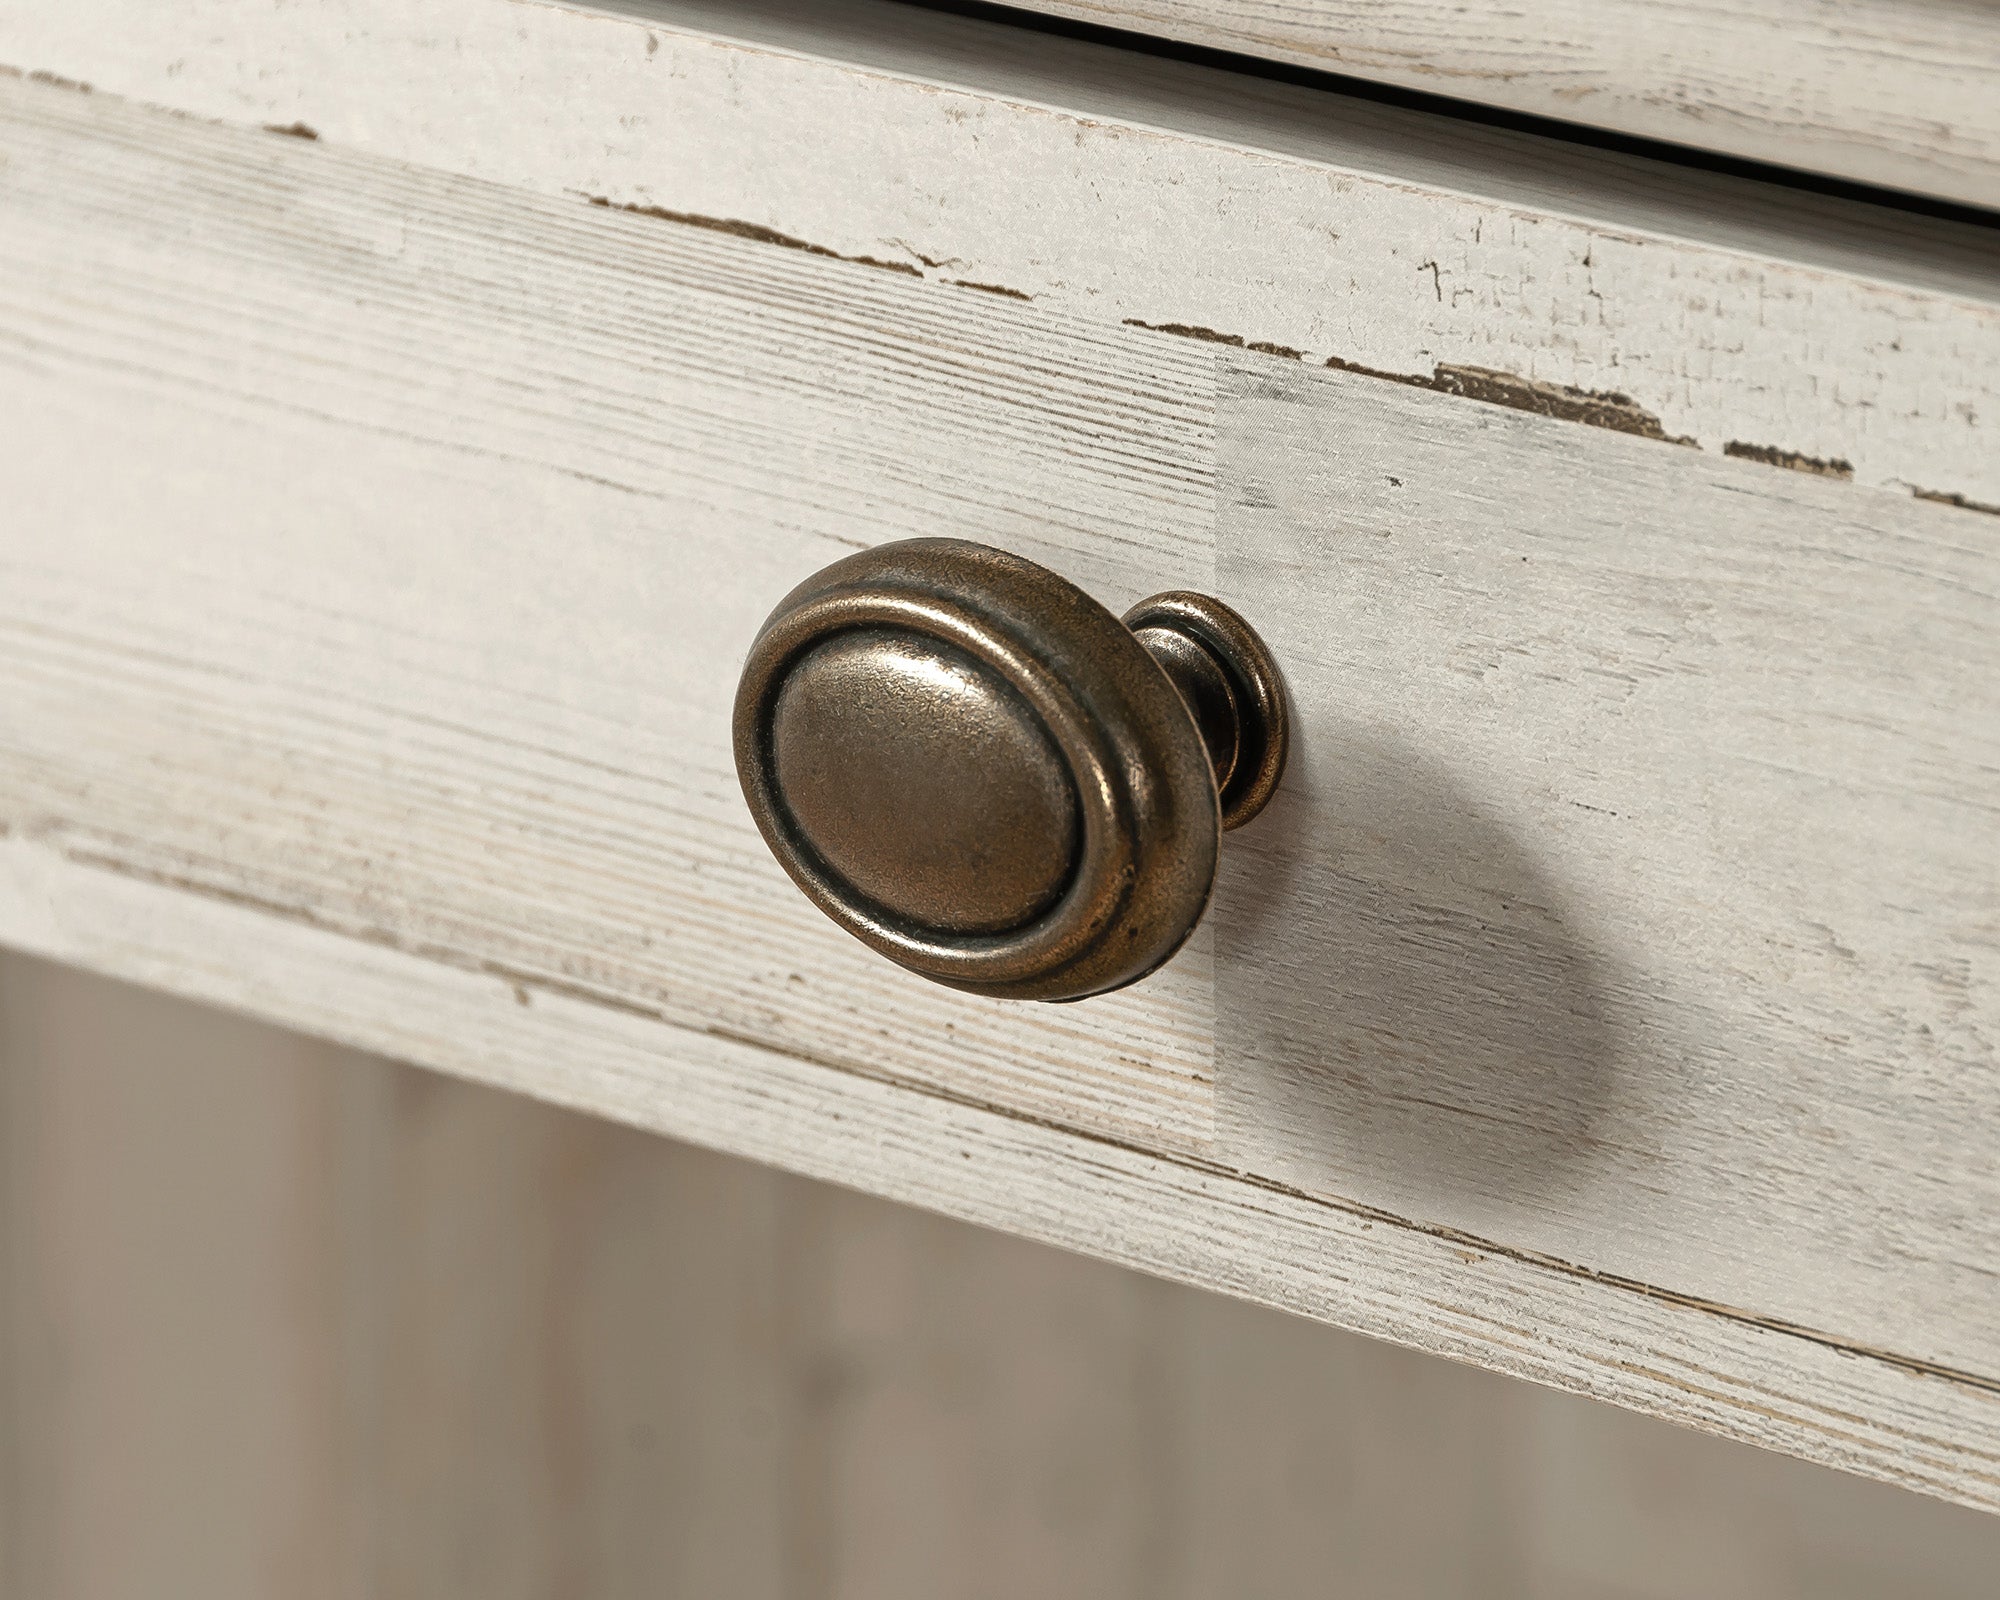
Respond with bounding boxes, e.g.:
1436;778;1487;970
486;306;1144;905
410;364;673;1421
9;952;2000;1597
2;44;2000;1502
8;835;2000;1512
1215;362;2000;1378
3;0;1998;510
0;71;1220;1153
0;954;802;1600
0;957;376;1599
990;0;2000;210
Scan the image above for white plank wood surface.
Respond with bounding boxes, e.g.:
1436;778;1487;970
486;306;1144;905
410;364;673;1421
1215;363;2000;1379
0;69;1223;1154
9;822;2000;1510
992;0;2000;210
3;0;1998;509
2;5;1999;1506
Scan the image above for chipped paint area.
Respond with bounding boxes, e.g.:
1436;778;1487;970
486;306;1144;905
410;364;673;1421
586;199;1981;499
4;0;1995;510
586;195;924;278
7;64;93;94
1330;352;1698;445
1724;440;1853;477
1913;486;2000;517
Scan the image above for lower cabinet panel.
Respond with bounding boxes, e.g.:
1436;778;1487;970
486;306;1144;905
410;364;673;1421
6;953;2000;1597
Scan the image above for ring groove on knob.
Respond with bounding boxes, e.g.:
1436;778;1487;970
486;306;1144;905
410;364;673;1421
734;539;1221;1002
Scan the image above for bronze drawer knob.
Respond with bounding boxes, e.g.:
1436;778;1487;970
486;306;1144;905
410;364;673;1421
733;538;1288;1001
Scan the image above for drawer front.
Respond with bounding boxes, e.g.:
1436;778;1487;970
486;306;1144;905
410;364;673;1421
2;0;1998;1506
1217;363;2000;1378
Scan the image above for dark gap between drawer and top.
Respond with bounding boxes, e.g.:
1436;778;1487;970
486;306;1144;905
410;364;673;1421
895;0;2000;233
593;0;2000;305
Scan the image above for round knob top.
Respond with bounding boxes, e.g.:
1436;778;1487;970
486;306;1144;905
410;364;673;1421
733;538;1286;1002
769;629;1079;935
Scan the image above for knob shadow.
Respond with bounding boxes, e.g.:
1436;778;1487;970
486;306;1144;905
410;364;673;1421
1216;725;1630;1217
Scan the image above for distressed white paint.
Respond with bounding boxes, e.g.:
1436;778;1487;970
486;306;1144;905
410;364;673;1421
1;0;1997;509
3;49;2000;1502
1005;0;2000;210
0;77;1221;1151
6;841;2000;1512
1215;361;2000;1379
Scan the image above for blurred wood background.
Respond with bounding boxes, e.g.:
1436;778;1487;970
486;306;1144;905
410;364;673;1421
1;951;1996;1600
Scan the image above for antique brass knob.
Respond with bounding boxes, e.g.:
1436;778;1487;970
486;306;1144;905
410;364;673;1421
733;538;1288;1001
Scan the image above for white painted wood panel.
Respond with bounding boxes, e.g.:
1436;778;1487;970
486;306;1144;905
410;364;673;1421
8;835;2000;1509
0;72;1219;1152
995;0;2000;210
2;17;1999;1503
1215;362;2000;1378
3;0;1997;509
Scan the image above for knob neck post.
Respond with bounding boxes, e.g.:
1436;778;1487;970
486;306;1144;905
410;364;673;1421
1121;593;1289;832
